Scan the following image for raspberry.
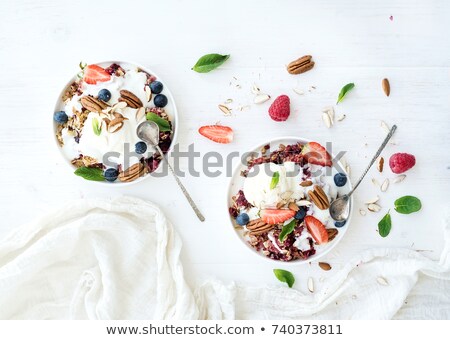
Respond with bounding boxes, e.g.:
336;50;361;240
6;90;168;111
389;153;416;174
269;95;290;121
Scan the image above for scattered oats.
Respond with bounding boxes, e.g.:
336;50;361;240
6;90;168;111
235;84;242;89
365;196;380;204
352;295;357;300
145;85;152;102
311;86;316;89
254;93;271;104
372;178;380;187
233;76;238;80
337;114;346;121
308;277;314;293
367;203;381;212
359;209;367;216
218;104;232;116
377;277;389;286
393;174;407;183
293;88;304;95
381;178;390;192
251;84;261;94
380;120;390;134
322;112;332;128
224;98;233;104
322;106;333;113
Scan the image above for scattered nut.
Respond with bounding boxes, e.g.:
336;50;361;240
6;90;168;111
382;78;390;96
218;104;232;116
288;202;299;212
253;93;271;104
381;178;390;192
300;180;313;187
377;277;389;286
392;174;406;183
377;157;384;173
322;112;332;128
319;262;332;271
308;277;314;293
367;203;381;212
287;55;315;75
337;114;346;121
145;85;152;102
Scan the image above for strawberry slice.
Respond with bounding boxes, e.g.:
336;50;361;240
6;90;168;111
261;209;295;224
301;142;332;167
198;125;233;144
83;64;111;85
304;216;329;244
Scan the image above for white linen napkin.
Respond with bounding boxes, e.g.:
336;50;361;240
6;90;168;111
0;196;448;319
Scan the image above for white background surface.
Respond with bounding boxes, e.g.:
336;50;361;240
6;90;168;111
0;0;449;296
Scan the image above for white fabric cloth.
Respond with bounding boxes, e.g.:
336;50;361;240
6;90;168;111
0;196;449;319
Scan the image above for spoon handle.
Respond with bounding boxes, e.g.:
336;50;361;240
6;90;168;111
156;145;205;222
347;125;397;197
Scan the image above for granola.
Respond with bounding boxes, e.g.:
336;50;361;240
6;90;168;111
53;62;174;183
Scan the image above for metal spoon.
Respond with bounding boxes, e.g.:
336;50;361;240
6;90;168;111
329;125;397;222
137;121;205;222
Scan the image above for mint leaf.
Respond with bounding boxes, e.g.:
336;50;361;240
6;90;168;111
336;83;355;104
273;269;295;288
270;171;280;190
146;112;171;132
74;167;104;181
192;54;230;73
378;211;392;237
394;196;422;214
279;219;296;242
92;118;102;136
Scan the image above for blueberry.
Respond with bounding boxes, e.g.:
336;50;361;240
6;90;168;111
53;111;68;124
135;141;147;154
334;220;347;228
98;89;111;102
104;168;119;182
154;94;168;107
334;173;347;187
294;207;307;220
149;81;163;94
236;213;250;226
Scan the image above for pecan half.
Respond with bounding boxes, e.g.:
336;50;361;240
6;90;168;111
300;180;313;187
80;96;109;112
118;162;146;182
288;202;299;212
119;90;143;109
308;185;330;210
327;228;338;242
287;55;315;75
246;218;274;235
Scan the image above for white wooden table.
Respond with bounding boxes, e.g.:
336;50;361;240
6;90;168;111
0;0;449;294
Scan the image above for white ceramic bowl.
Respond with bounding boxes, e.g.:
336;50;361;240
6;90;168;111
52;60;179;186
226;136;353;265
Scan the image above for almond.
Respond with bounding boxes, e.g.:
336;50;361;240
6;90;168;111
318;262;332;271
377;157;384;173
382;78;390;96
300;180;313;187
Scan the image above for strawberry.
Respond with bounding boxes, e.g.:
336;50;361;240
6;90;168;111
304;216;329;244
198;125;233;144
301;142;332;167
83;64;111;85
268;95;290;121
261;209;295;224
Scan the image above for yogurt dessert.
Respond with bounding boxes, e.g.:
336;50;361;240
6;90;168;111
229;142;350;262
54;62;174;183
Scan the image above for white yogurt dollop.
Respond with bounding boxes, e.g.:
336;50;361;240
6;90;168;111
243;162;305;209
